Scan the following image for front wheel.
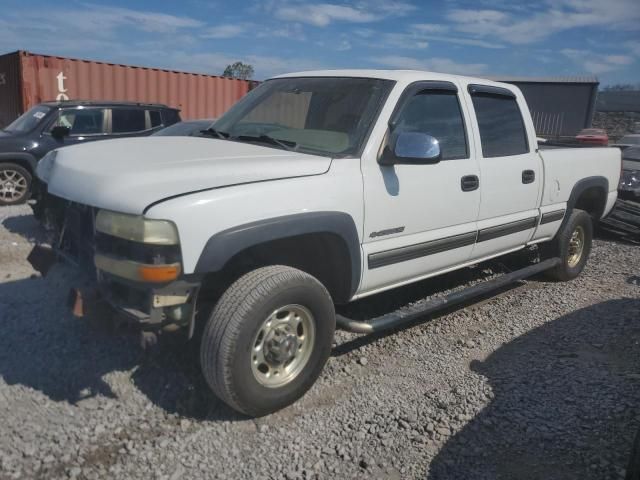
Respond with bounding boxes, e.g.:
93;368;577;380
543;208;593;281
200;266;335;416
0;163;32;206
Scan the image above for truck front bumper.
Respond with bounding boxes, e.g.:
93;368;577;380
67;270;201;335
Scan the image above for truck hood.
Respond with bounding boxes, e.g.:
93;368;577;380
42;136;331;214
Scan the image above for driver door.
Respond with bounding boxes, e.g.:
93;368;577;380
360;81;481;295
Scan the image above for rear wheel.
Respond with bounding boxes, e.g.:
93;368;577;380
543;209;593;281
0;163;31;206
200;265;335;416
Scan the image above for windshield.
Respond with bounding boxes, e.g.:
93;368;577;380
4;105;52;133
213;77;394;157
619;135;640;145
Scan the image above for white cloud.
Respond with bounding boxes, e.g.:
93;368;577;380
411;23;449;34
371;55;488;75
275;4;378;26
337;40;352;51
561;48;635;74
272;0;415;27
447;0;640;45
202;24;246;39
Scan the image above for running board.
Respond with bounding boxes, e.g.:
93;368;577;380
336;258;560;334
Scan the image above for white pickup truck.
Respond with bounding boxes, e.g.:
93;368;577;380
36;70;620;416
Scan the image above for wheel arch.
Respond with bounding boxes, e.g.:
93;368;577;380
566;176;609;221
194;211;361;303
0;152;38;174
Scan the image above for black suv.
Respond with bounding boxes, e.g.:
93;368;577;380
0;101;181;205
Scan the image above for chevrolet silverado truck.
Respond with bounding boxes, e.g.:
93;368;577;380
35;70;621;416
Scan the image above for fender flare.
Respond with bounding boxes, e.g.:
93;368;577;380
0;152;38;173
194;211;362;297
566;176;609;220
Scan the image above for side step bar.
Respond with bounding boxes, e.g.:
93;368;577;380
336;258;560;334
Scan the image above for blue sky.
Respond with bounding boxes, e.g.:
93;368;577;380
1;0;639;85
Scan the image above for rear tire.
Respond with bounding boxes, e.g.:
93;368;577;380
0;163;31;206
200;265;335;416
543;209;593;281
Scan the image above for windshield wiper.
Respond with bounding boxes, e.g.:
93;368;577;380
233;134;297;151
201;127;230;139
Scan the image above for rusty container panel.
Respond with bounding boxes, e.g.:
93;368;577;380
12;50;253;123
0;51;23;128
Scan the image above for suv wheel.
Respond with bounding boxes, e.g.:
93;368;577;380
200;265;335;416
543;208;593;281
0;163;31;206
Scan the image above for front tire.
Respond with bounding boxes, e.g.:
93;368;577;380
200;266;335;416
543;208;593;281
0;163;32;206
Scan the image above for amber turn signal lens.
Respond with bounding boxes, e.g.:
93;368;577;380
138;264;181;283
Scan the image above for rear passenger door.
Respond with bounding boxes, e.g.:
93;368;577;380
108;107;165;137
463;84;542;260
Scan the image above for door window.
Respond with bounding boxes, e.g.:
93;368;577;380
111;108;147;133
148;110;162;128
394;90;468;160
471;93;529;157
50;108;106;135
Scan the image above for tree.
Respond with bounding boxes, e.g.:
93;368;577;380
222;62;254;80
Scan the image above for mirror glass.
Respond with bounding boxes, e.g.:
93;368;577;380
394;132;441;161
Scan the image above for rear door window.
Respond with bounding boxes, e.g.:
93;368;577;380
470;91;529;157
148;110;162;128
111;108;147;133
50;108;107;136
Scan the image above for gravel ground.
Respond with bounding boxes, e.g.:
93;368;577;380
1;203;639;480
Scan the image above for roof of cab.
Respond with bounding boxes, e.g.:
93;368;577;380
274;69;514;89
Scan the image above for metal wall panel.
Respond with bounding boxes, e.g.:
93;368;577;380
4;50;253;125
0;52;22;128
501;81;599;137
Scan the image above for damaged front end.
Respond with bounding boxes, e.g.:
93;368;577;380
30;194;201;341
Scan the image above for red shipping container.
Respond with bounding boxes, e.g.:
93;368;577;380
0;50;255;127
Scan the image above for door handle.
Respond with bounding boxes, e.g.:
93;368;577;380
522;170;535;184
461;175;479;192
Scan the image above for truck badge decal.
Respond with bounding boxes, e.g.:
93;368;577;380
369;226;405;238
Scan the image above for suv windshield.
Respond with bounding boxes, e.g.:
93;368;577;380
213;77;394;157
4;105;51;133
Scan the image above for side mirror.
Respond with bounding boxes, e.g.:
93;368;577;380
51;126;70;140
380;132;441;165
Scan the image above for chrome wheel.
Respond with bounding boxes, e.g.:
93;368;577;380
251;304;315;388
0;168;28;202
567;225;585;268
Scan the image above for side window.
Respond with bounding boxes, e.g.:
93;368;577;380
394;90;468;160
50;108;106;135
162;109;180;126
111;108;147;133
471;93;529;157
148;110;162;128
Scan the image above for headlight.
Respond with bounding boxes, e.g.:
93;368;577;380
95;210;179;245
36;150;57;182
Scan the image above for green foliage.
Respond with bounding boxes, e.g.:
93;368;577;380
223;62;255;80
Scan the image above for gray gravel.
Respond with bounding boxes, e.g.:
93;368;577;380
1;203;639;480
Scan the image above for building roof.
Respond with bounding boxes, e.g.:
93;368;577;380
488;75;599;84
